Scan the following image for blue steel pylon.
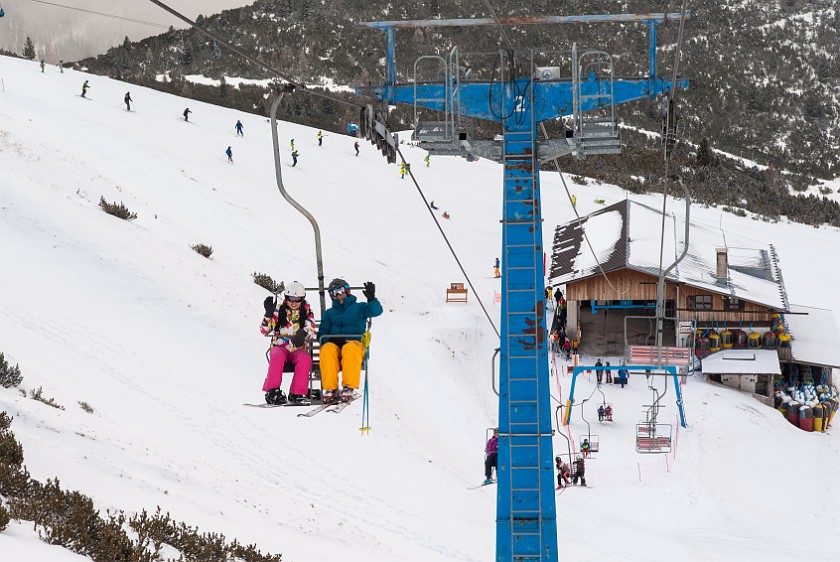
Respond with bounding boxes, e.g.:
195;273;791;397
357;13;689;562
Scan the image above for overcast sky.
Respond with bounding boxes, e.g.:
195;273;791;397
0;1;256;60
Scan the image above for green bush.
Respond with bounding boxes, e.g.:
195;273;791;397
252;272;284;294
0;413;283;561
99;196;138;221
29;387;64;410
0;353;23;388
190;243;213;258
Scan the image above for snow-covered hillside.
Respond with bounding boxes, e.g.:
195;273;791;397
0;55;838;562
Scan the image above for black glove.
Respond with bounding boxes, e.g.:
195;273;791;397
263;296;276;317
362;282;376;302
291;329;307;348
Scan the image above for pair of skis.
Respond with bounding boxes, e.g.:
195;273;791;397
297;394;359;417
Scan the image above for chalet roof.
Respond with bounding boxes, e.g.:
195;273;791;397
785;304;840;368
700;349;782;375
548;199;789;311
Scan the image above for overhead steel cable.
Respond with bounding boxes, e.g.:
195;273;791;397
145;0;359;109
145;0;501;336
26;0;170;28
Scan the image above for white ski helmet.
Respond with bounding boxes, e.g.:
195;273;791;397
285;281;306;299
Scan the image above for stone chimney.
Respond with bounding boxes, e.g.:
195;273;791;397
715;247;729;281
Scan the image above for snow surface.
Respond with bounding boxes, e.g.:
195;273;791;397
1;55;839;561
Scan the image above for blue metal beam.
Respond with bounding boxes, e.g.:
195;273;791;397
563;365;687;428
383;77;687;121
358;13;690;29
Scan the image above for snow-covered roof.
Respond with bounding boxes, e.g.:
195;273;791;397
700;350;782;375
785;304;840;368
548;199;789;310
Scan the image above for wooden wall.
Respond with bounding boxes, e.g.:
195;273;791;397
567;269;777;324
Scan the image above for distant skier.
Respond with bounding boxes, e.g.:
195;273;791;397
484;429;499;485
235;120;244;136
430;200;439;210
40;59;45;73
290;138;295;151
400;161;407;179
317;130;323;146
57;60;64;73
183;107;191;121
354;140;360;156
347;121;359;137
494;257;501;278
291;149;299;167
424;153;430;167
124;92;132;111
80;80;90;98
225;146;233;163
597;405;605;422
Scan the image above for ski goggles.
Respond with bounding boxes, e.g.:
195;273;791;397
329;286;348;298
286;296;304;303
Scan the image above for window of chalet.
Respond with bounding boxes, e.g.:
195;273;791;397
687;295;712;310
723;296;744;310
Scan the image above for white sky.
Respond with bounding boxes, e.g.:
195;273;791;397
0;1;255;59
0;55;839;561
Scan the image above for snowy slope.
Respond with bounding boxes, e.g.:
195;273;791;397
0;55;839;561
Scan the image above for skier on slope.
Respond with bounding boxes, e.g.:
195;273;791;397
183;107;192;121
317;278;382;403
235;120;244;136
484;429;499;485
124;92;132;111
81;80;90;98
225;146;233;163
347;121;359;137
260;282;316;406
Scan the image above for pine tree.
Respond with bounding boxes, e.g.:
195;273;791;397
696;137;715;167
23;37;35;60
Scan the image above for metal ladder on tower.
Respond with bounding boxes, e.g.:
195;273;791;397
411;47;466;156
499;48;554;561
571;44;622;159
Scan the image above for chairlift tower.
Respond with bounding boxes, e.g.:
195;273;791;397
357;12;689;562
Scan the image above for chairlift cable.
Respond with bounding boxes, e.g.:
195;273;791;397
398;147;501;339
25;0;170;28
539;122;631;297
147;0;503;339
145;0;360;110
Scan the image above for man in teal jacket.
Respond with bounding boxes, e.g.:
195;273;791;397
318;278;383;402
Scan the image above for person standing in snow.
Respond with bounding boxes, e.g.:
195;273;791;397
225;146;233;163
317;278;382;403
260;282;316;406
400;161;407;179
354;140;360;156
494;257;501;278
573;455;587;486
124;92;132;111
291;149;299;167
424;153;430;167
556;456;571;489
57;60;64;73
484;429;499;484
81;80;90;98
290;138;295;151
317;130;323;146
40;59;45;73
235;120;244;136
595;358;603;384
183;107;191;121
